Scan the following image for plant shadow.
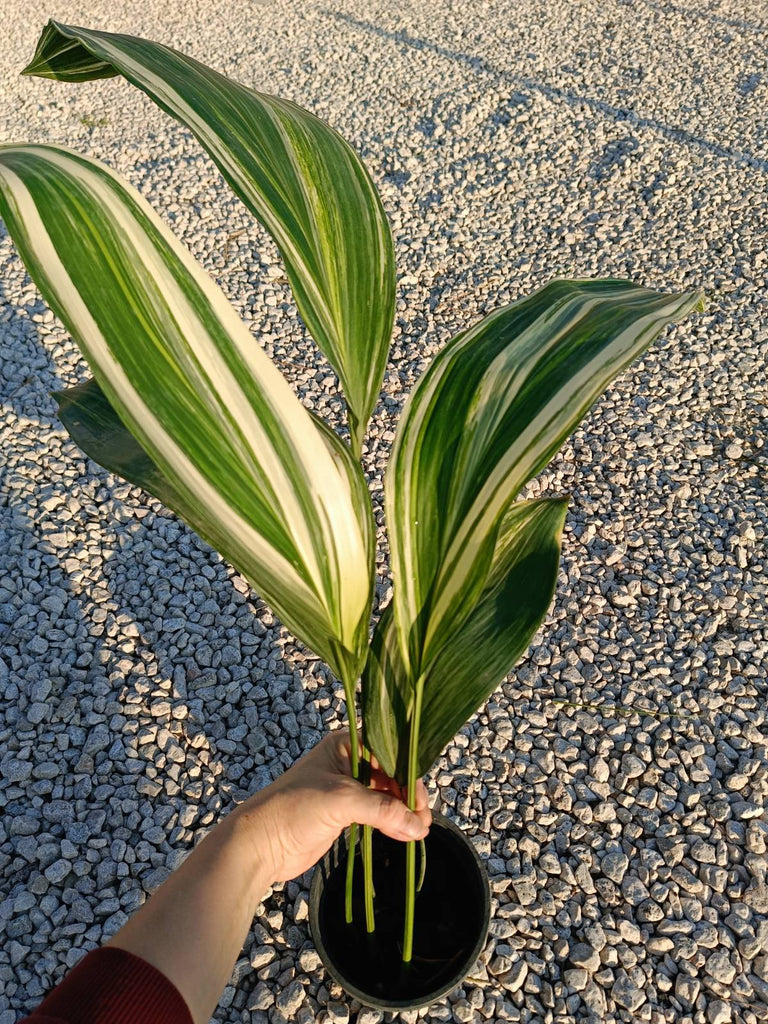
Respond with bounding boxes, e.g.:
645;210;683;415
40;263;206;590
616;0;768;34
324;9;768;173
0;256;335;1014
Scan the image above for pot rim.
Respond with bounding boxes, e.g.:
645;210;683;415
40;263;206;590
309;808;491;1011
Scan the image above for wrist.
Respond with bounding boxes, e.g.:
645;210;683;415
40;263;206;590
225;797;280;890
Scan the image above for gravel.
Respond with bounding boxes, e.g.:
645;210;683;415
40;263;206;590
1;0;767;1022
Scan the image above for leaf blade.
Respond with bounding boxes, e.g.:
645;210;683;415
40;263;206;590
387;279;704;679
362;599;409;781
23;20;396;455
53;377;186;509
363;497;568;782
54;379;376;674
416;496;569;777
0;143;374;677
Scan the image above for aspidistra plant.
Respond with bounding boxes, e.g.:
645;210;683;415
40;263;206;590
0;22;705;965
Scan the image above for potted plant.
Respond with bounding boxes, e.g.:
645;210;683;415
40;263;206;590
0;21;704;1011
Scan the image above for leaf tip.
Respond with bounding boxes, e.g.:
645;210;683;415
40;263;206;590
21;58;49;78
553;493;571;533
20;57;44;77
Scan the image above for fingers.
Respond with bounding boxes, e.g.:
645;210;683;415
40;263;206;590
414;778;429;813
348;789;430;842
326;731;389;784
366;770;429;810
411;785;432;831
325;729;352;775
323;730;433;836
365;767;399;795
341;774;432;840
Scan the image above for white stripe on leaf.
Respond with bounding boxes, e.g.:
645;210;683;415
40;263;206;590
387;281;704;674
25;22;396;455
0;144;372;663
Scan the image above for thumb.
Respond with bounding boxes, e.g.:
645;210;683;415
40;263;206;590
347;786;431;842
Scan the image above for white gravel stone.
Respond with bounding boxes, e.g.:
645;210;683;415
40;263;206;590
600;850;629;883
356;1011;383;1024
705;948;738;985
325;1001;349;1023
500;960;527;993
707;1000;732;1024
275;979;305;1014
611;971;646;1011
569;943;601;972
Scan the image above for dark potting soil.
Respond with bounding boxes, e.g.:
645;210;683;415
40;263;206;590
316;823;487;1003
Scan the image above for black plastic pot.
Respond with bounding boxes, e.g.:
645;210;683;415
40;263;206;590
309;811;490;1010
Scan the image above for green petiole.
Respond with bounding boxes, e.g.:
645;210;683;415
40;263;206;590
402;673;426;963
416;838;426;893
360;742;376;931
345;823;357;924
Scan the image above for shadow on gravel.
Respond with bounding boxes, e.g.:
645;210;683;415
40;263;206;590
95;510;292;776
325;9;768;173
617;0;768;35
0;248;302;936
0;506;122;1006
588;136;640;182
0;259;63;426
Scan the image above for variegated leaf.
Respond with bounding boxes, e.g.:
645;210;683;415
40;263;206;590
53;378;187;510
386;279;704;682
363;497;568;783
0;143;374;681
24;20;396;455
53;377;376;670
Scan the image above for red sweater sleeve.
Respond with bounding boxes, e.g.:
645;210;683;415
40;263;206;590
19;946;194;1024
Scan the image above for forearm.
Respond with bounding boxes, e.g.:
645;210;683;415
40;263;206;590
106;809;272;1024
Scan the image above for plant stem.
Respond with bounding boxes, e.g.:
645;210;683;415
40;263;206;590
402;673;426;963
336;657;361;926
344;719;360;925
345;823;357;925
362;824;375;930
360;741;376;932
416;838;427;893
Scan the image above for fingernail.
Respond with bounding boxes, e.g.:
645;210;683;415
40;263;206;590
404;815;425;838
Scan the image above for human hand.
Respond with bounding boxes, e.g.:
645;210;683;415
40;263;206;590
231;729;432;884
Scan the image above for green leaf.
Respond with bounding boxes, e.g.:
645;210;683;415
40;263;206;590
417;496;569;777
362;599;408;783
363;497;569;782
53;378;376;668
0;143;374;680
24;20;396;455
386;279;705;682
53;377;186;508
